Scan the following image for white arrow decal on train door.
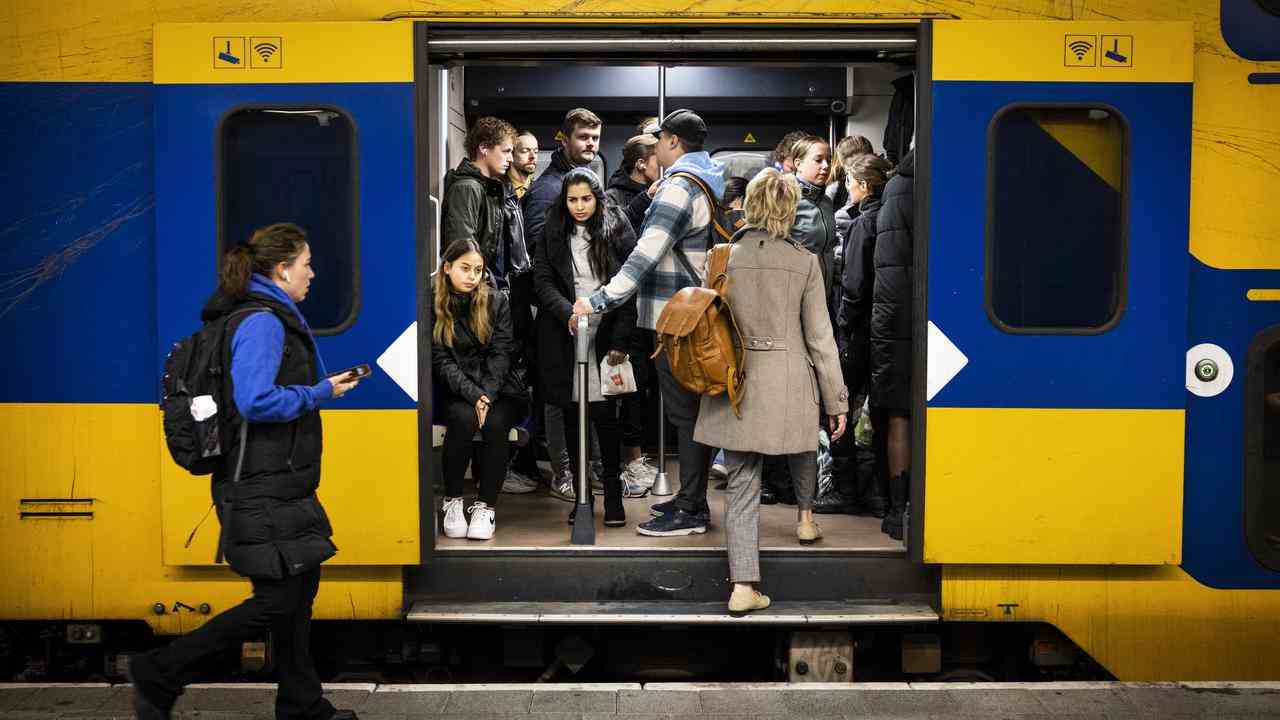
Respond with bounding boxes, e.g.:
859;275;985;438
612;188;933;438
926;320;968;402
377;322;419;402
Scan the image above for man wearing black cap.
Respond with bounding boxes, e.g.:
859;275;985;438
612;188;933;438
572;109;727;537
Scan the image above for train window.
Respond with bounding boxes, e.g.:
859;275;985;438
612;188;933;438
1245;326;1280;572
219;107;359;334
986;105;1127;333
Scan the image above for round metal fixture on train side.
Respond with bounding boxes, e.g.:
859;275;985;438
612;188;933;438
1195;359;1219;382
1186;343;1234;398
199;603;212;615
152;603;166;615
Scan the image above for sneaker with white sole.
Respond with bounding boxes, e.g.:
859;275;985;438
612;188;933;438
550;468;576;503
441;497;467;538
466;501;495;540
622;456;659;488
501;469;538;494
622;474;651;499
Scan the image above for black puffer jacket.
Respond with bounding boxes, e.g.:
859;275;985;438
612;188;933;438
836;194;883;399
533;204;639;406
203;292;336;581
441;159;506;270
604;168;654;234
522;149;576;256
871;150;914;411
430;289;525;406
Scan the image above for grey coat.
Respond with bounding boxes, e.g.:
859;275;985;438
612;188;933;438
693;229;849;455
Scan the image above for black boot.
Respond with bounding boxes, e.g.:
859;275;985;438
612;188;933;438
812;490;858;515
881;471;908;541
603;475;626;527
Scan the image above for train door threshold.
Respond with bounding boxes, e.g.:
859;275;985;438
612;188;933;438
405;597;938;626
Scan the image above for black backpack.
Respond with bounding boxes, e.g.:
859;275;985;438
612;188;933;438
160;306;265;475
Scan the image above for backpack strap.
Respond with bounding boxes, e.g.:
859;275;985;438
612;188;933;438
668;171;734;244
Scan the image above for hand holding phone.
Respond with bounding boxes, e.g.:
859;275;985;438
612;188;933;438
327;364;372;381
326;364;370;399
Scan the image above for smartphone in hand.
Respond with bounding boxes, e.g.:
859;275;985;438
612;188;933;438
327;364;372;381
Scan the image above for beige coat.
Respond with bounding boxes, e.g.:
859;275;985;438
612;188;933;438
693;229;849;455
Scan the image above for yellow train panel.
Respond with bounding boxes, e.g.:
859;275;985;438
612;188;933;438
944;565;1280;680
0;404;406;632
924;408;1184;565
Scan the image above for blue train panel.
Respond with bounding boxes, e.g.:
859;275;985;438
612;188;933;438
928;81;1192;411
0;83;157;404
154;83;416;410
1183;258;1280;589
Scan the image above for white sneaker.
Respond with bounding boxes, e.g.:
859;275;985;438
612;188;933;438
466;501;495;540
623;456;658;488
501;469;538;494
622;474;651;499
441;497;467;538
709;463;729;483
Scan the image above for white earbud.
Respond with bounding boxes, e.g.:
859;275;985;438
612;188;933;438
283;270;292;283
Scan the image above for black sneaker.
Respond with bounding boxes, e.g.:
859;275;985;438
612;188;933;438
636;509;709;537
649;499;711;524
127;651;173;720
812;490;858;515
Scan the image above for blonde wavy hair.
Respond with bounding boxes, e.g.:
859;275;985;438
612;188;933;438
743;168;801;241
432;239;492;348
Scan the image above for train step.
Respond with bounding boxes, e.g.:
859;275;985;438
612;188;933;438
405;599;939;625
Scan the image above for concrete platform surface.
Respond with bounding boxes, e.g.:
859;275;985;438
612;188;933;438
0;680;1277;719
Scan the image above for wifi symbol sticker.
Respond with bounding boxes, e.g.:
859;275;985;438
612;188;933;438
249;36;282;69
1064;35;1097;67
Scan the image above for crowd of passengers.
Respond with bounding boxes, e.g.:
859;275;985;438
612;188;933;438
432;107;916;613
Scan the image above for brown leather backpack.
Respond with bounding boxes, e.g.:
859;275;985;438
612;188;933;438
652;243;747;417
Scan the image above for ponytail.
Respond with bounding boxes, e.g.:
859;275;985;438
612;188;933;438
217;223;309;299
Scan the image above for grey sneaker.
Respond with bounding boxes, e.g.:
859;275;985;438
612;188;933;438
550;468;576;503
622;456;658;488
622;474;651;499
501;469;539;494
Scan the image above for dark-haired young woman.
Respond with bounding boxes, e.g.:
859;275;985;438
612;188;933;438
431;238;528;542
534;167;640;527
130;223;361;720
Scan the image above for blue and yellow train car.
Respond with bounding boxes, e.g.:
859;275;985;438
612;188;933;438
2;0;1279;681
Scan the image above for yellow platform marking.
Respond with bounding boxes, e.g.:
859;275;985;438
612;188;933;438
925;407;1183;565
155;22;412;84
1247;289;1280;302
944;565;1280;680
160;409;420;566
0;404;405;631
933;20;1191;83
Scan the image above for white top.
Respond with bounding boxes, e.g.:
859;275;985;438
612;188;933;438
569;223;604;403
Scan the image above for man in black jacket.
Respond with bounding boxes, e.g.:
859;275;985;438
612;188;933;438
441;116;519;288
522;108;602;255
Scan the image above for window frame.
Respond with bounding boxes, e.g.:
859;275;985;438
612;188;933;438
983;101;1131;336
215;103;362;336
1244;324;1280;572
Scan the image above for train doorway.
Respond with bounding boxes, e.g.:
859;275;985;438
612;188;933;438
407;23;937;613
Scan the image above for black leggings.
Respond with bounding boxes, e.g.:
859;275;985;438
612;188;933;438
439;395;527;506
564;398;623;509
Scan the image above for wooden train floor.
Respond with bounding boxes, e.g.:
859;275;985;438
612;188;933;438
435;461;902;553
5;681;1278;719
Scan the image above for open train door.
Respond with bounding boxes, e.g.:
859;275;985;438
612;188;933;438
915;21;1193;564
152;22;421;590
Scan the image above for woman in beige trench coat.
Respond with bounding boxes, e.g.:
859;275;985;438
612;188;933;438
693;168;849;615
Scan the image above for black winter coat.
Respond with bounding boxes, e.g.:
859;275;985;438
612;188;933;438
430;289;526;406
605;169;654;234
871;150;914;411
442;159;507;273
203;292;336;581
836;194;883;400
522;149;576;256
883;75;915;166
533;204;639;406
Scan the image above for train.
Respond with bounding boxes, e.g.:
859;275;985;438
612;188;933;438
1;0;1279;682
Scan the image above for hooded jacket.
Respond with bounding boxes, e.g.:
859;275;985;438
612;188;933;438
586;151;727;330
522;148;579;256
871;150;914;411
605;167;654;234
441;159;507;278
791;177;838;297
836;193;884;398
202;275;337;580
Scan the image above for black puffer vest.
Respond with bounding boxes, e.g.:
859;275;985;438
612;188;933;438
202;291;336;580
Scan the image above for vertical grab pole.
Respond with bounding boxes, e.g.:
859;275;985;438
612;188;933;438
651;64;674;498
570;314;596;545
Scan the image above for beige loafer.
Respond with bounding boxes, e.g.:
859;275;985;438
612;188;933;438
797;519;823;545
728;586;771;615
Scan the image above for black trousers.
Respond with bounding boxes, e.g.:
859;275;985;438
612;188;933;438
618;331;655;449
655;354;712;515
564;397;623;509
439;395;527;506
137;567;331;720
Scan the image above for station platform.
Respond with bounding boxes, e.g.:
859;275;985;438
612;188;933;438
3;680;1277;719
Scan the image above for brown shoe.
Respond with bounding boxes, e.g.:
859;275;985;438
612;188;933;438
797;519;823;545
728;586;771;615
